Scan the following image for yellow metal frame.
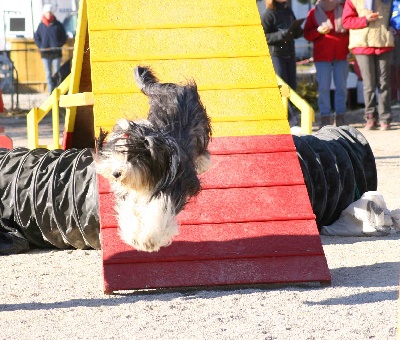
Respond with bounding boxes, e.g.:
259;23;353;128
276;75;315;135
63;0;89;137
26;82;94;149
59;92;94;108
27;75;71;149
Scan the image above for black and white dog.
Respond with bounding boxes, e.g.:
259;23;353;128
95;66;212;252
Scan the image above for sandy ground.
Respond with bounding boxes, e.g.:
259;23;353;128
0;94;400;340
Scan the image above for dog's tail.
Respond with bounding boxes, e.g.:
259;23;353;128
134;66;159;92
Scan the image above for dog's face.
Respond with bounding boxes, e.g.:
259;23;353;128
95;119;180;197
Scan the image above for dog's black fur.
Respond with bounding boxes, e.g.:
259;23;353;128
96;65;212;213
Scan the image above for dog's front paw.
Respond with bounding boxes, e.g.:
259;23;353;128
135;237;171;252
119;224;176;253
129;237;160;252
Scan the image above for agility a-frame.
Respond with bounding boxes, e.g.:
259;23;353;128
67;0;331;293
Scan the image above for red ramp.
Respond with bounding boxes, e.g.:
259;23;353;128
99;135;331;293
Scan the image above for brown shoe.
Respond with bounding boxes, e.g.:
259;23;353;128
334;114;346;127
365;118;378;130
380;122;390;131
319;116;331;129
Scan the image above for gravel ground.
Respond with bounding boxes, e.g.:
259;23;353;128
0;94;400;340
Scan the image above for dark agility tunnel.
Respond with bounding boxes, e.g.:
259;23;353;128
0;148;100;254
0;125;376;255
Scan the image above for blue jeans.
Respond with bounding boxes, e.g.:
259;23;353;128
315;60;349;116
271;55;298;124
42;58;61;94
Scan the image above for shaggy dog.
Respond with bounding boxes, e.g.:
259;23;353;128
94;66;212;252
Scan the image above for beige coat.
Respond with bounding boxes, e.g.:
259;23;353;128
348;0;394;49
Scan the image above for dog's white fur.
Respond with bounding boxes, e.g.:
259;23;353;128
116;190;178;252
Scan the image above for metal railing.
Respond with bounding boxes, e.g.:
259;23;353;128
276;75;315;135
26;74;70;150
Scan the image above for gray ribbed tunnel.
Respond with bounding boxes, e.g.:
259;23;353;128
0;126;377;254
0;148;100;254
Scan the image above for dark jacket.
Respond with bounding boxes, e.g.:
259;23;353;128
261;2;303;57
34;18;68;59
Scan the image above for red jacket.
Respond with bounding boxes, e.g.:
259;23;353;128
304;6;350;61
342;0;393;55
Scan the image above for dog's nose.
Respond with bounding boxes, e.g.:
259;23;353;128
112;171;122;179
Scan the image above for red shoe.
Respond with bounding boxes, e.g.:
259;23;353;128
365;118;378;130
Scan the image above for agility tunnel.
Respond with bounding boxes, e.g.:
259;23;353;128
294;125;377;228
0;148;100;254
0;126;377;258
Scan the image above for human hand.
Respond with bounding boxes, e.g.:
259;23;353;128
366;12;379;22
317;25;331;34
281;29;293;39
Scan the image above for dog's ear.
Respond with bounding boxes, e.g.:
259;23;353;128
143;136;156;158
95;128;108;153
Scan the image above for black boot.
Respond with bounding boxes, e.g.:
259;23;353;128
319;116;331;129
334;114;346;126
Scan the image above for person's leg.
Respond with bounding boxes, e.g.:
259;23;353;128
41;58;53;94
332;60;349;115
315;61;333;127
49;58;62;93
376;50;392;127
271;56;287;82
52;58;61;75
286;55;297;90
285;55;300;126
354;54;378;128
332;59;349;126
272;56;297;126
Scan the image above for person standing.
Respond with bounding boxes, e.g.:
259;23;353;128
304;0;349;128
342;0;394;130
261;0;304;127
34;4;68;94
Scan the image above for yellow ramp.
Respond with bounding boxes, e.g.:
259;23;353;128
86;0;289;136
89;0;331;292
